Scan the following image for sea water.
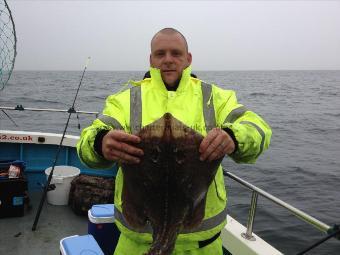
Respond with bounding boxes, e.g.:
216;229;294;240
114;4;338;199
1;70;340;254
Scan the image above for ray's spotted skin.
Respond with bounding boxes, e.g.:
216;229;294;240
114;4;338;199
121;113;223;255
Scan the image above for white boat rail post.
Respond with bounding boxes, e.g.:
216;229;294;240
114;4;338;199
223;170;332;239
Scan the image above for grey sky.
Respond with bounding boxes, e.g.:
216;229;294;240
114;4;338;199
8;0;340;71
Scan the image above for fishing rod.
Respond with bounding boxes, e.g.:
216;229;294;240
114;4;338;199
296;224;340;255
32;57;91;231
1;109;18;127
0;105;99;115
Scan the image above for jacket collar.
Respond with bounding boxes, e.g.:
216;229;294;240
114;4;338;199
149;65;192;93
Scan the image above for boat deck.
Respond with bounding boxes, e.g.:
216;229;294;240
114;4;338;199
0;192;88;254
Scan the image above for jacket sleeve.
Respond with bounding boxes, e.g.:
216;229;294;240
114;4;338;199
76;90;129;169
213;86;272;163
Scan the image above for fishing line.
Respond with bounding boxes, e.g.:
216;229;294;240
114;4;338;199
32;57;91;231
1;109;19;127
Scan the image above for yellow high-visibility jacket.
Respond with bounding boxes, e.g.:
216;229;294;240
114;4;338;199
77;65;271;248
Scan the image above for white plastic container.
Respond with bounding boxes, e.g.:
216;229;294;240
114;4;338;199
45;165;80;205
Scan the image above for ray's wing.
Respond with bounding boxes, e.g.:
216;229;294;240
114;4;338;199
170;116;222;230
121;116;166;230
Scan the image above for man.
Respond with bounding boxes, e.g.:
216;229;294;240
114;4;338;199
77;28;272;254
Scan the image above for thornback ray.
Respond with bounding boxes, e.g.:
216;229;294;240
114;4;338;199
121;113;223;255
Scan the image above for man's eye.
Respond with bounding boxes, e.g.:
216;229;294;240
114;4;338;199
155;52;164;57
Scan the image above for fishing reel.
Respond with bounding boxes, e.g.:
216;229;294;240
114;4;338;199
37;182;56;192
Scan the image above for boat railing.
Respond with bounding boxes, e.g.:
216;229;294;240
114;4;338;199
1;105;336;241
0;105;99;115
223;170;332;241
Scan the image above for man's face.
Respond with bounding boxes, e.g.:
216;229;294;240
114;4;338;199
150;33;192;87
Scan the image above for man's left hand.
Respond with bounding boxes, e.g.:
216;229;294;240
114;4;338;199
199;128;235;161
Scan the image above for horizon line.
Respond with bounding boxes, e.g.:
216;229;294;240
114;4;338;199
12;69;340;72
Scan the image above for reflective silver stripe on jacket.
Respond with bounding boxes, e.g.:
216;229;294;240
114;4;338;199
98;114;123;130
114;206;227;234
241;121;265;156
130;86;142;134
201;82;216;133
225;106;248;123
223;105;265;156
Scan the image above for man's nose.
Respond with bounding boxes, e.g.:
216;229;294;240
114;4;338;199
164;52;173;63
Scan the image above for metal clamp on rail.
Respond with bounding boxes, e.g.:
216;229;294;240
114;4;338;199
330;224;340;240
15;104;24;110
67;107;76;113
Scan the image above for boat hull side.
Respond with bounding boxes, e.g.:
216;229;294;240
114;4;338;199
0;130;117;191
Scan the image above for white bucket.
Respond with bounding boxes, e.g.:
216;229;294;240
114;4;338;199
45;165;80;205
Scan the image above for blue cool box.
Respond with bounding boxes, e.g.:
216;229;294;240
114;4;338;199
88;204;120;255
60;234;104;255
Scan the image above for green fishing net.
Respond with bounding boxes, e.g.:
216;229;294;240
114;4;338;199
0;0;17;90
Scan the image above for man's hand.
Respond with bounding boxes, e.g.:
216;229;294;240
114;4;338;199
199;128;235;161
102;130;144;164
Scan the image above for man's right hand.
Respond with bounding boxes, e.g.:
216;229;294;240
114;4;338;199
102;130;144;164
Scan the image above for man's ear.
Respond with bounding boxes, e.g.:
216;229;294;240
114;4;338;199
149;54;153;67
187;52;192;65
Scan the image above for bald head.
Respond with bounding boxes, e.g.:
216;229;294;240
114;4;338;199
151;28;189;52
149;27;192;87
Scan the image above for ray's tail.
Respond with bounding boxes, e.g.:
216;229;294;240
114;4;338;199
144;223;181;255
